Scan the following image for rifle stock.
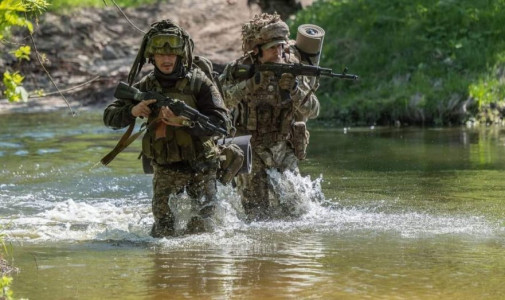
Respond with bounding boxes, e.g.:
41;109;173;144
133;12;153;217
114;82;144;101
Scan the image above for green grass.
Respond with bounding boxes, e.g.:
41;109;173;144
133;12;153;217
290;0;505;126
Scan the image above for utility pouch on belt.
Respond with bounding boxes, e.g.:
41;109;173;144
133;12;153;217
217;143;244;185
291;121;309;160
217;135;252;185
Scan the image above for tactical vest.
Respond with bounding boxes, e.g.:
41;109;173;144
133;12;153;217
242;72;294;145
139;71;218;165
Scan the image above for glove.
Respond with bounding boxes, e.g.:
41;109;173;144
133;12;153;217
278;73;298;92
245;71;272;92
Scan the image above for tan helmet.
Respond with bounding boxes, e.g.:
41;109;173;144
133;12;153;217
241;13;290;53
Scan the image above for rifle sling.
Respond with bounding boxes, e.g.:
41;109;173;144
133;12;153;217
100;118;161;166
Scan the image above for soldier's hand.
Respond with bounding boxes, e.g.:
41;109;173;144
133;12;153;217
131;99;156;118
159;106;190;127
278;73;298;91
245;71;272;92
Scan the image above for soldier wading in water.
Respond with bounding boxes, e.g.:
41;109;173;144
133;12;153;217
103;20;230;237
220;13;320;221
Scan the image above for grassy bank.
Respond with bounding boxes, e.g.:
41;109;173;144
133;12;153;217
290;0;505;126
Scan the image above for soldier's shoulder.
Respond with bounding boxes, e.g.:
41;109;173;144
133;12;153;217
226;55;253;67
135;72;156;90
286;42;302;64
190;67;214;89
191;67;209;79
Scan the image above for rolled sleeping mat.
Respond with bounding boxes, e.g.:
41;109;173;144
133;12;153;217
295;24;325;66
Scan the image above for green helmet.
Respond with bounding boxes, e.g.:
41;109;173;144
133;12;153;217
128;19;195;85
143;21;192;58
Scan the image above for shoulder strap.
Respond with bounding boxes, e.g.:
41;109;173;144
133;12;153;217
100;122;139;166
189;68;203;94
175;76;190;92
100;118;164;166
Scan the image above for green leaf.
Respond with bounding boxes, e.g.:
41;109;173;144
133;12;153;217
2;70;26;102
15;85;28;102
10;45;31;60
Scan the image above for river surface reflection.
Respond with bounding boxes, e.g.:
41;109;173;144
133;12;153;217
1;111;504;299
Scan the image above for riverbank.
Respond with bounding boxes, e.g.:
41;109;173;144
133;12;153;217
0;0;312;115
291;0;505;127
2;0;504;126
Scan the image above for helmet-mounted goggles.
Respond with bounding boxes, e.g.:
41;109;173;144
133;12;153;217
144;34;185;57
261;39;286;50
150;34;184;48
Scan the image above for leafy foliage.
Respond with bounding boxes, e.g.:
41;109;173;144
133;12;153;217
0;229;13;300
2;71;27;102
0;275;13;300
0;0;48;102
290;0;505;125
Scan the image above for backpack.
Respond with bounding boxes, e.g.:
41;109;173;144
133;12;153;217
191;55;224;97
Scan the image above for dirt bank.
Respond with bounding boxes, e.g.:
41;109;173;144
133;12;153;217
0;0;314;114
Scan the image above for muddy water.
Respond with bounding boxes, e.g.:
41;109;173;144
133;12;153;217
1;111;505;299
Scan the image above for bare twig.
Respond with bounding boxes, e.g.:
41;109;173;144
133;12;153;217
24;12;77;116
29;75;101;98
103;0;146;34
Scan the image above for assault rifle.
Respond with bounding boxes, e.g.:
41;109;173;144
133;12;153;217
231;62;359;81
114;81;227;136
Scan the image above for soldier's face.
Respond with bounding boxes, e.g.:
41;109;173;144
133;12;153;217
153;53;178;74
259;44;283;63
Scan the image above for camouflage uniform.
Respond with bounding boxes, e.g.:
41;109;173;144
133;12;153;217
103;20;229;237
219;13;319;221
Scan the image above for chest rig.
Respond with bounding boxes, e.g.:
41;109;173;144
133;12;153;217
140;73;217;165
243;72;293;146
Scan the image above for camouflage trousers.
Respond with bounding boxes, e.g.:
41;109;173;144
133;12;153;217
235;141;299;221
151;161;218;237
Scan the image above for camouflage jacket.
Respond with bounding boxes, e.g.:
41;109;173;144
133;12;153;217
103;68;230;165
219;45;319;145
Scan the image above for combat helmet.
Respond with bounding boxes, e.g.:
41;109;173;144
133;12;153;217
128;19;195;85
241;12;290;53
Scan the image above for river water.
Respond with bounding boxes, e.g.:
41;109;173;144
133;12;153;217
1;111;505;299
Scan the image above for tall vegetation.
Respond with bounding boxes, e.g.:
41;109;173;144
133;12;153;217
290;0;505;126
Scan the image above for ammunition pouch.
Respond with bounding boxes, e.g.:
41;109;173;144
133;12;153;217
217;143;244;185
142;153;154;174
290;121;309;160
217;135;252;185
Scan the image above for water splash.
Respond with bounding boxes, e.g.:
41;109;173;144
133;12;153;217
266;169;325;218
0;170;500;245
